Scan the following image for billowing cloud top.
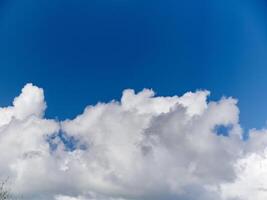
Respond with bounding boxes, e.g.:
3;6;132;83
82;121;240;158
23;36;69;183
0;84;267;200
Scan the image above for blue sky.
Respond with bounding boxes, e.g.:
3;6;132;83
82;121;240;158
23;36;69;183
1;0;267;130
3;1;267;199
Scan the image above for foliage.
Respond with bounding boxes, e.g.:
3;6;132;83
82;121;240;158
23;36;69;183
0;180;11;200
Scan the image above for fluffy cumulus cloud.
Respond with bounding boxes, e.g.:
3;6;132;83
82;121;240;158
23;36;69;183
0;84;267;200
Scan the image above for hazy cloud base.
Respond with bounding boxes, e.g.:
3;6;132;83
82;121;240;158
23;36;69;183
0;84;267;200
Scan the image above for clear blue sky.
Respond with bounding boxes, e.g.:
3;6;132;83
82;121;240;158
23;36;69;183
1;0;267;130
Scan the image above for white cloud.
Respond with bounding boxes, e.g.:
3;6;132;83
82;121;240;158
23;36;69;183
0;84;266;200
0;83;46;126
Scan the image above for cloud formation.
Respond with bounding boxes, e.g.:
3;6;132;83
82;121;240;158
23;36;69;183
0;84;267;200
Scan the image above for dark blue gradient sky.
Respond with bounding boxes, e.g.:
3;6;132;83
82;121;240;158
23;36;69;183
1;0;267;130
